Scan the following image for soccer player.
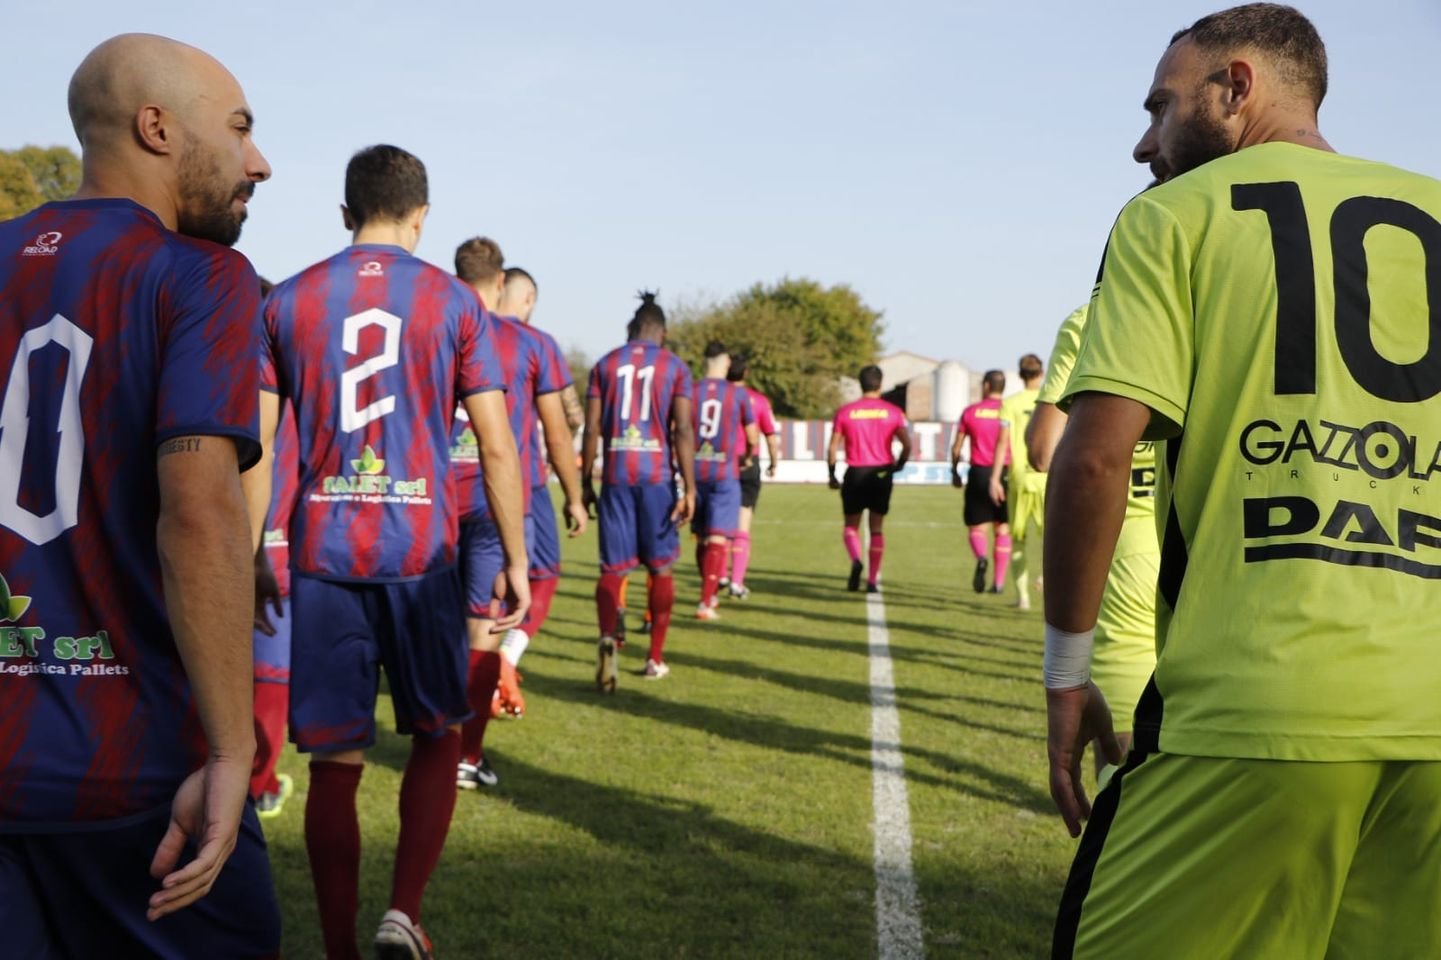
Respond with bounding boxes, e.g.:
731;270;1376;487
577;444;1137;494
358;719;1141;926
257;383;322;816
722;354;780;598
582;293;695;686
827;365;912;592
691;341;757;619
504;268;586;433
251;145;528;960
1045;6;1441;957
988;354;1046;610
0;34;280;958
952;370;1010;593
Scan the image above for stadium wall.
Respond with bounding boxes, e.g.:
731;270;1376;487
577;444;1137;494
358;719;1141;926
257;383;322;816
768;420;971;485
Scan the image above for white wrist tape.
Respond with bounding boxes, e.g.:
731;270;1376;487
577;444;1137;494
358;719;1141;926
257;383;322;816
1043;624;1094;690
499;628;530;667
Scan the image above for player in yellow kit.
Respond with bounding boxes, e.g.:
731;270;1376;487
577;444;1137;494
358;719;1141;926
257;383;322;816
1044;6;1441;958
989;354;1046;609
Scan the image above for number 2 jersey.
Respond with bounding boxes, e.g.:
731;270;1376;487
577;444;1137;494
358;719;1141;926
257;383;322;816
262;244;502;582
0;199;261;827
588;341;693;486
1066;142;1441;761
693;377;754;484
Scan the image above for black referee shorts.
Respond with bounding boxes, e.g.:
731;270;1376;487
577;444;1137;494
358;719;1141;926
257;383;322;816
964;464;1009;526
740;461;762;510
841;465;895;517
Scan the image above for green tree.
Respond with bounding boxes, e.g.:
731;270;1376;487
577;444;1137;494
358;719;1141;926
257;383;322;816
565;346;592;393
0;145;80;220
668;278;884;418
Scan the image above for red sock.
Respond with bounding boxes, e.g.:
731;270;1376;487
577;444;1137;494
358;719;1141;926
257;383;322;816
731;532;752;587
249;680;288;799
695;538;706;576
994;534;1013;589
843;526;862;562
699;541;726;607
522;576;559;638
648;573;675;663
868;533;885;586
596;573;626;636
391;730;461;923
460;649;500;765
306;761;364;960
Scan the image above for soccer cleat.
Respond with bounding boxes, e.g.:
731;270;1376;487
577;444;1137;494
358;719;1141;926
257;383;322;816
637;618;652;635
496;657;526;718
727;583;750;600
643;659;670;680
972;556;989;594
255;773;293;820
375;908;434;960
990;584;1003;595
718;576;731;590
866;582;880;594
847;560;863;592
456;755;499;790
596;636;618;693
1015;595;1032;612
696;604;720;621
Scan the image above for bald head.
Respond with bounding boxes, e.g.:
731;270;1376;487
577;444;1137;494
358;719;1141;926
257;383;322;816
67;34;269;245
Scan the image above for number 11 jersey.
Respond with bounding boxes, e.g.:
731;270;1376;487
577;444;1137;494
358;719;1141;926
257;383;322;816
262;244;502;583
1067;142;1441;761
588;340;692;486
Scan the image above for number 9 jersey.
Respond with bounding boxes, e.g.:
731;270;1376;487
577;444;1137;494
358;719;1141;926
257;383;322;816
261;244;503;583
1066;142;1441;762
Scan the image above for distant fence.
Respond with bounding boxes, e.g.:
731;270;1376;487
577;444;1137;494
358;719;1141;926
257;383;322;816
768;420;967;485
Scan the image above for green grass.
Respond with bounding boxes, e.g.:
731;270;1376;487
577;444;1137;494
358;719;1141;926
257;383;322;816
263;485;1079;958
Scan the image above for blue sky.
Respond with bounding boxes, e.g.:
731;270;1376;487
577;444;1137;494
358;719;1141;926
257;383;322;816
5;1;1438;368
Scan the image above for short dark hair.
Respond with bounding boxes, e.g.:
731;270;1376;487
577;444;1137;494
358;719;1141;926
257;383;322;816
858;365;883;392
455;237;505;286
1172;3;1327;107
1019;353;1044;380
504;266;536;292
704;340;728;360
344;145;428;228
258;275;273;299
726;354;749;382
984;369;1006;393
632;290;666;336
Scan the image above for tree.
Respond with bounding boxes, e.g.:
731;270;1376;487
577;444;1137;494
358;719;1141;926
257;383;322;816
0;145;80;220
564;346;592;394
668;277;884;418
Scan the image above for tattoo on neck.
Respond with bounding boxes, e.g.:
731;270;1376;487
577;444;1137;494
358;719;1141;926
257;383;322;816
159;437;203;457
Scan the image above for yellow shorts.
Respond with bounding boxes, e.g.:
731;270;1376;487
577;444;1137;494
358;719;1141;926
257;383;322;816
1009;472;1047;542
1089;550;1158;732
1056;753;1441;959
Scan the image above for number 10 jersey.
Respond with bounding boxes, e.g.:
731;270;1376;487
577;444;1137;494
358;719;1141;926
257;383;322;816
1067;142;1441;761
262;244;502;582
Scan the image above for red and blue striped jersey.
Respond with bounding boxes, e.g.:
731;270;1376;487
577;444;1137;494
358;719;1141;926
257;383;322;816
0;199;261;828
588;341;692;486
262;244;502;582
526;326;573;489
449;315;554;522
693;378;755;484
262;402;300;597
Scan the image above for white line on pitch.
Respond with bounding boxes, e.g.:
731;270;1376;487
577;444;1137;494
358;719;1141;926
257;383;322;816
868;591;926;960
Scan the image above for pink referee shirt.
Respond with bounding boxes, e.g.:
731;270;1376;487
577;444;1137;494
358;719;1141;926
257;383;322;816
734;387;778;454
959;397;1007;467
833;397;907;467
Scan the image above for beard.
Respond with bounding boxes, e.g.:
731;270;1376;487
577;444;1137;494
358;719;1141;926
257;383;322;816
1161;101;1234;181
176;136;252;247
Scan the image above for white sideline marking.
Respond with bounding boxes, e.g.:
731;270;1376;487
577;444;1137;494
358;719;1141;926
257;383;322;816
868;591;926;959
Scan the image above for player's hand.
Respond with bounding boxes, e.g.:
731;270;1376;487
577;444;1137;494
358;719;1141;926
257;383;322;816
989;474;1006;506
1046;681;1124;839
253;554;283;637
828;475;841;491
951;468;964;489
493;563;532;633
581;483;598;519
766;463;776;478
671;491;696;526
148;751;252;921
564;499;588;538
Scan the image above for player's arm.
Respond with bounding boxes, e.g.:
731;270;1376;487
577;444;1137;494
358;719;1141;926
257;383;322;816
892;421;912;472
149;435;255;920
239;390;281;552
1028;402;1068;473
1042;392;1147;837
765;431;780;477
670;395;697;523
580;394;602;514
537;391;587;536
463;390;531;630
827;426;843;489
744;422;760;468
560;383;585;432
949;423;965;488
990;422;1012;504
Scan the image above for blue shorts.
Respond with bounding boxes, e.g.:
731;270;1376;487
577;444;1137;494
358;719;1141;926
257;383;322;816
528;484;563;580
289;570;469;753
252;595;291;684
459;518;505;620
599;483;680;575
0;803;280;959
691;479;742;538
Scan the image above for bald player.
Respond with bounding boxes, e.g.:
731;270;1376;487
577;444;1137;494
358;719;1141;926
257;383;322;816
0;34;280;958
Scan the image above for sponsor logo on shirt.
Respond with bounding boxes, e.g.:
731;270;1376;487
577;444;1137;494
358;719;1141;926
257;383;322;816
314;444;432;505
359;260;384;277
0;573;129;677
610;423;661;453
848;409;891;420
450;426;479;463
21;231;62;257
696;440;726;462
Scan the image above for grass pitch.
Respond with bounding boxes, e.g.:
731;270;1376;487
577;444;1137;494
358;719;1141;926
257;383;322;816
262;485;1079;958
